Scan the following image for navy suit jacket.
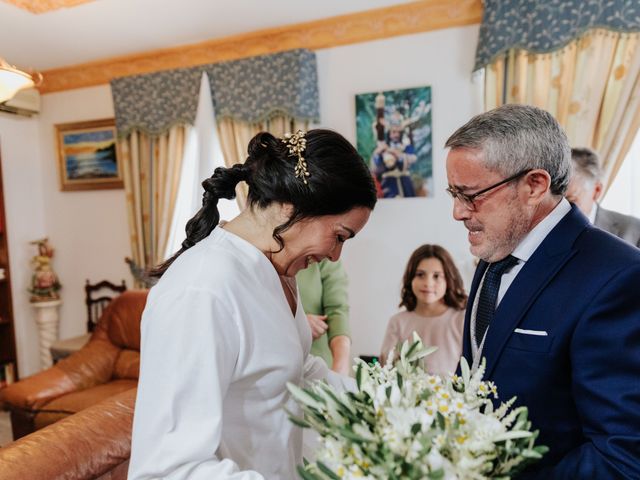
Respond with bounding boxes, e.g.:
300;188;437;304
463;204;640;479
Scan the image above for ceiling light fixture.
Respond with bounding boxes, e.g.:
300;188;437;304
0;58;40;103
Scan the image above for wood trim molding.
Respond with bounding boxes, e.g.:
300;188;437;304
2;0;93;14
39;0;482;94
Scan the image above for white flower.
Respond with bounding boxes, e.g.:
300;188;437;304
289;336;545;479
318;437;344;464
389;384;402;407
384;406;433;437
427;448;444;470
343;465;375;480
380;424;406;455
406;438;423;461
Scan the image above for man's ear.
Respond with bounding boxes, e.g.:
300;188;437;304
593;181;603;202
524;169;552;204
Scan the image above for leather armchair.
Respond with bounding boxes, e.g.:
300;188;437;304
0;388;135;480
0;290;147;440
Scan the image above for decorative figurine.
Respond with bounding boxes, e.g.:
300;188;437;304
28;238;62;302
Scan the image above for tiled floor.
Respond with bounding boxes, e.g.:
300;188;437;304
0;411;12;446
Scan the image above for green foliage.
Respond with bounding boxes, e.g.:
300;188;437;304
288;334;547;479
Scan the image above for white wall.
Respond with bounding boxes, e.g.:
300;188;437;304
0;86;132;377
2;25;480;376
601;129;640;217
36;86;132;373
316;25;481;359
0;113;47;378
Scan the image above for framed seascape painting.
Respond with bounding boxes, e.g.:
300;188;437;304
55;118;123;191
356;86;433;199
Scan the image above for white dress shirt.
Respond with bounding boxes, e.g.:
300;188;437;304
129;227;337;480
588;203;597;224
471;198;572;364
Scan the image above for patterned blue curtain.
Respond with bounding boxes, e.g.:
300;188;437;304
111;68;201;138
203;49;319;124
111;49;320;138
475;0;640;70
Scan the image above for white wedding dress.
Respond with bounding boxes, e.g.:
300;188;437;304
128;227;348;479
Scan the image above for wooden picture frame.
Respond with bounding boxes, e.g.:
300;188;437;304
356;86;433;199
55;118;123;191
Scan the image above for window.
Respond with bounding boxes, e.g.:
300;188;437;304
164;73;240;260
601;129;640;218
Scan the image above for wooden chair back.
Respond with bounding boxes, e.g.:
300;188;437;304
85;279;127;332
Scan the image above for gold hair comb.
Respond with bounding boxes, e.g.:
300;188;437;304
282;130;309;184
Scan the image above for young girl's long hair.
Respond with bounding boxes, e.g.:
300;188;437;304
399;244;467;311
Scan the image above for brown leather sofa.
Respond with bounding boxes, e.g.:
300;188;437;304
0;388;135;480
0;290;148;439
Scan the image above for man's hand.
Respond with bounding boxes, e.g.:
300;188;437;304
306;314;328;339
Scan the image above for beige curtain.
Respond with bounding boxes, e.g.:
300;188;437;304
217;116;309;208
119;125;187;273
485;30;640;191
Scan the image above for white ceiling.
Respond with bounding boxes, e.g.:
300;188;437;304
0;0;415;71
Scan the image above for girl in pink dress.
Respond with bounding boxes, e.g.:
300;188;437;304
380;245;467;374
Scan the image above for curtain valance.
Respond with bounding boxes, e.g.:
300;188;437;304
111;49;320;137
475;0;640;70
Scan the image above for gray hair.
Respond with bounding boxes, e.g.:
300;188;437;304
571;147;602;183
445;104;571;195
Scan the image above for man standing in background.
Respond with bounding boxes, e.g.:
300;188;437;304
566;147;640;247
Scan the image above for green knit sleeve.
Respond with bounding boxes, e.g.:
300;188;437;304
318;259;350;340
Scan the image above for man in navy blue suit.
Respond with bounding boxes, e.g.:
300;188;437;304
445;104;640;478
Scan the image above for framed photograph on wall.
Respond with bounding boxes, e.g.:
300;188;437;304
356;86;433;199
55;118;123;191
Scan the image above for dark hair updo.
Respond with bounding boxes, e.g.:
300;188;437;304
151;129;377;277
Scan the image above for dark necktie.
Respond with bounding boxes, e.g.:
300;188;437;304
475;255;519;347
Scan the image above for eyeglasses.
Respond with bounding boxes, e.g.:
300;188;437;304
446;169;532;211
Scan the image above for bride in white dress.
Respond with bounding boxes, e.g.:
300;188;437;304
128;129;377;480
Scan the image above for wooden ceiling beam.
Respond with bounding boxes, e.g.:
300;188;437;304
39;0;482;94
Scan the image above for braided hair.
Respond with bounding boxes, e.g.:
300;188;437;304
151;129;377;278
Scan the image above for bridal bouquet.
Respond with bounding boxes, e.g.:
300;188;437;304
288;334;547;479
